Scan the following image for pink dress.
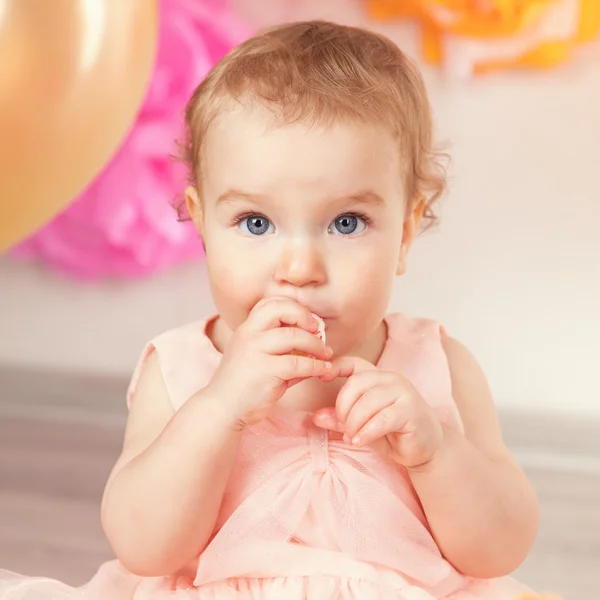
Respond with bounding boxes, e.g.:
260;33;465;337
0;313;536;600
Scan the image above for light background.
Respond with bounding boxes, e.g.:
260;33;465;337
1;1;598;417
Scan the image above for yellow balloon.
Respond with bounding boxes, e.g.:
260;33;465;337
0;0;159;252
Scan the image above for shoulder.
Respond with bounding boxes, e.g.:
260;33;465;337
438;327;510;460
384;312;481;374
382;313;457;422
127;315;220;411
383;312;444;352
438;327;481;380
150;317;214;347
437;327;490;415
385;312;439;336
385;313;509;458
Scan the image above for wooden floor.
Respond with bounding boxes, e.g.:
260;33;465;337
0;368;598;598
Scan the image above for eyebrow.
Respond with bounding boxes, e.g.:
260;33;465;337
216;189;269;205
216;189;386;207
340;191;386;207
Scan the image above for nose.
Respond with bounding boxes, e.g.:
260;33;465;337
274;239;326;288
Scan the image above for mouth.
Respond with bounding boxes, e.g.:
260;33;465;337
300;307;334;321
312;314;334;322
264;296;334;320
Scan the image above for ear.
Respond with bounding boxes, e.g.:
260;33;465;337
185;186;204;235
396;198;425;276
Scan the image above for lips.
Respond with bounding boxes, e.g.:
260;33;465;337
304;307;334;320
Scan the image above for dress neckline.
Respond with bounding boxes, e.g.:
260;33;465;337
196;313;398;419
199;313;396;365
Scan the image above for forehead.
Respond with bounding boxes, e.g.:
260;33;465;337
202;102;403;200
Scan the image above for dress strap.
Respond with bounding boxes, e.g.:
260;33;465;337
380;314;463;432
126;315;221;411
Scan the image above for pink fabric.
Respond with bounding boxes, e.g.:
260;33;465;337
0;313;534;599
10;0;251;280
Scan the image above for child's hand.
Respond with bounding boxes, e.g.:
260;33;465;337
207;297;333;428
314;356;444;468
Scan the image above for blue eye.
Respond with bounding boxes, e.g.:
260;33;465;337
238;215;273;236
329;214;368;236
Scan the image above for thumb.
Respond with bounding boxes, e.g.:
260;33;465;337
312;407;345;432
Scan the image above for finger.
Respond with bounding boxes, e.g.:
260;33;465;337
260;327;331;360
312;407;345;433
352;404;409;447
253;297;320;333
274;354;332;383
343;384;398;440
317;355;375;383
335;369;397;424
247;297;321;335
327;355;376;380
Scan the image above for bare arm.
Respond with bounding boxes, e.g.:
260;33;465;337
101;350;243;577
101;299;331;577
407;331;540;578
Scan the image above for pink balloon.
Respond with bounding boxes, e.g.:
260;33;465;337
12;0;251;280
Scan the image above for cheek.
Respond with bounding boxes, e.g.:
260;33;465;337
204;242;266;325
338;261;395;316
328;244;397;339
332;240;398;301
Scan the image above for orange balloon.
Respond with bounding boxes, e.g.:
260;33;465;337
0;0;158;252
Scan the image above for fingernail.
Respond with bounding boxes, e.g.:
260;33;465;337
324;362;332;369
325;346;333;357
352;436;361;445
343;434;351;444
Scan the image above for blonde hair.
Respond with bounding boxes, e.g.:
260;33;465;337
177;20;447;229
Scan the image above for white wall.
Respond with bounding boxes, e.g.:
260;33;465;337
1;8;599;417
